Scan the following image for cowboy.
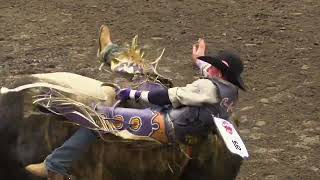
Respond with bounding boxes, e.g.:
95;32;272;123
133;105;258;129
25;25;245;179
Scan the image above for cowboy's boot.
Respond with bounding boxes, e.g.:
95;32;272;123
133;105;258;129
25;162;73;180
97;24;121;69
97;25;112;59
25;162;47;178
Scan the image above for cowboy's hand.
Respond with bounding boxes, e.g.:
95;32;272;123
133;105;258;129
116;88;132;102
192;38;207;64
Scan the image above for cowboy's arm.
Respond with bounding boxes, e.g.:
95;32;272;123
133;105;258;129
195;59;213;78
128;88;171;106
192;38;213;78
168;79;219;108
119;79;219;107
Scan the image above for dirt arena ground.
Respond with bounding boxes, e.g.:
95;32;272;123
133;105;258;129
0;0;319;179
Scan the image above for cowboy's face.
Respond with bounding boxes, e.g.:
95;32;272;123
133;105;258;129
207;66;225;80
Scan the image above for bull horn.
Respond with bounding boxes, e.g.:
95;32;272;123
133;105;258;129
0;87;9;94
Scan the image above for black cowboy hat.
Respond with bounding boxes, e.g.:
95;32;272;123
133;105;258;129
198;50;245;90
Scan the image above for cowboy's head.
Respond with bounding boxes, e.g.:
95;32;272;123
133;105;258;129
198;50;245;90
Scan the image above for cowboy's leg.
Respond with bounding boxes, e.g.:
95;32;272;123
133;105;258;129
96;105;172;144
98;25;123;65
45;127;98;176
99;43;121;65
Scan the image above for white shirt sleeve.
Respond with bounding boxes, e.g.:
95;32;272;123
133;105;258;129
168;79;220;108
195;59;212;78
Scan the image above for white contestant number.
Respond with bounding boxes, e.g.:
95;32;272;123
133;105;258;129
213;116;249;159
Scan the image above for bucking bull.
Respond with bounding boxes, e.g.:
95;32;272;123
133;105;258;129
0;25;247;180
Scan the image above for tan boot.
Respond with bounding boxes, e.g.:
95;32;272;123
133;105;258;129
25;162;73;180
25;162;48;177
97;24;112;56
